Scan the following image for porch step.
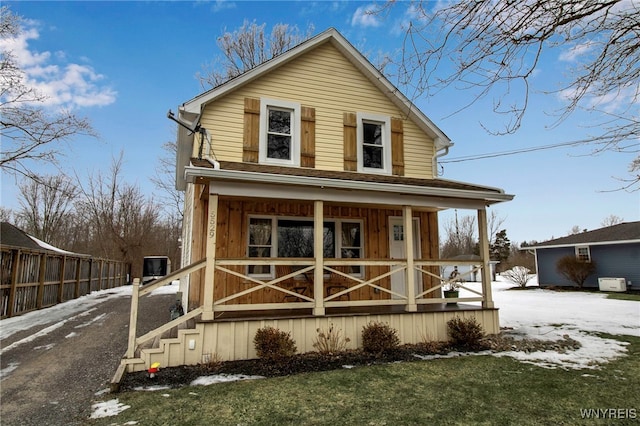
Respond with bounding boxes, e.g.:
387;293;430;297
136;326;203;372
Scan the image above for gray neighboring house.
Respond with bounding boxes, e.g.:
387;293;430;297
525;221;640;290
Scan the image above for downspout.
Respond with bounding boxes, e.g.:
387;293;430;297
433;137;453;177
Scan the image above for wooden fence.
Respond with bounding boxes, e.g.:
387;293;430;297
0;247;130;319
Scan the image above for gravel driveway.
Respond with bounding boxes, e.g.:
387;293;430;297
0;289;176;425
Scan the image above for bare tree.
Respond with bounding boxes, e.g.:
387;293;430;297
601;214;624;227
198;20;314;88
0;7;95;180
568;225;586;235
380;0;639;189
487;210;506;244
14;174;78;245
150;140;184;219
441;212;477;258
503;243;537;273
0;206;14;223
76;153;161;277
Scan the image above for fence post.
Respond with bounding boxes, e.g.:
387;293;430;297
36;253;47;309
7;249;21;318
127;278;140;359
58;256;66;303
74;257;81;299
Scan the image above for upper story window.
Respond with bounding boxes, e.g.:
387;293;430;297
575;246;591;262
259;98;301;166
357;112;391;174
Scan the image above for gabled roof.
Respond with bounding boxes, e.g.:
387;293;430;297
1;222;82;255
526;221;640;249
179;27;451;150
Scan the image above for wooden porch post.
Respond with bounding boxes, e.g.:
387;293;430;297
478;208;495;308
403;205;417;312
313;200;325;316
201;193;218;321
126;278;140;358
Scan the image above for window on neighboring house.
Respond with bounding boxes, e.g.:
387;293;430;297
247;217;363;277
357;112;391;174
259;99;300;166
575;246;591;262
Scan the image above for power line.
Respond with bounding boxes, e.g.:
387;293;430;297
439;139;594;164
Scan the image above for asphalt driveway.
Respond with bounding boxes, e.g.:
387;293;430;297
0;288;176;425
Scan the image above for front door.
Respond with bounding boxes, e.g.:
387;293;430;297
389;217;421;299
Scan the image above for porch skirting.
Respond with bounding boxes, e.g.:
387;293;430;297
129;305;499;373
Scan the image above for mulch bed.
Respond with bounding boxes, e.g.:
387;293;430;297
118;331;581;392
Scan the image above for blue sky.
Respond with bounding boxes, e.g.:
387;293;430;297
2;0;638;245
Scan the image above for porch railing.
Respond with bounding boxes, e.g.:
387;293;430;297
212;258;487;312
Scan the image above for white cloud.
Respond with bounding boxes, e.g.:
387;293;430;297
0;20;116;109
210;0;236;13
559;41;595;62
351;4;381;28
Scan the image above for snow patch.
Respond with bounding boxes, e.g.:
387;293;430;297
65;332;77;339
90;399;130;418
34;343;56;351
132;385;171;392
75;312;108;328
0;362;20;380
189;374;265;386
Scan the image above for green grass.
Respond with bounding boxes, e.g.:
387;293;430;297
606;293;640;302
90;336;640;426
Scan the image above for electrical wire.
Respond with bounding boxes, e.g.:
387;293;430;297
439;139;594;164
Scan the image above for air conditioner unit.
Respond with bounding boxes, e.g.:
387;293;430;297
598;277;626;292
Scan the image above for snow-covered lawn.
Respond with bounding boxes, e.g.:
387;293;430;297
460;276;639;369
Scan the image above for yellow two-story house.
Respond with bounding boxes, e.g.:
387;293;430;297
119;28;513;375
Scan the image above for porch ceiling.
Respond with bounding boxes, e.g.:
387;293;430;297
186;159;514;210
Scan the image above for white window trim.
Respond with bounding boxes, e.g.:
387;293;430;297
247;215;364;278
259;98;301;167
575;245;591;262
356;112;392;175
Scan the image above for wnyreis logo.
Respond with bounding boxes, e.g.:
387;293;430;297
580;408;637;420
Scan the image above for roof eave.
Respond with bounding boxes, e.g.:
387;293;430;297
527;239;640;250
183;165;514;205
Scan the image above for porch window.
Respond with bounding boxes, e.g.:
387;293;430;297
357;112;391;174
248;218;272;275
247;217;362;277
259;98;301;166
575;246;591;262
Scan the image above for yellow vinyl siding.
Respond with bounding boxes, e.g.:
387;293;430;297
200;42;436;179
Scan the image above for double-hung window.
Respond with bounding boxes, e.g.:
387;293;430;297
247;217;363;277
259;98;301;166
357;112;391;174
575;246;591;262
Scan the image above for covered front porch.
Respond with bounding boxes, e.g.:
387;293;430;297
117;163;512;376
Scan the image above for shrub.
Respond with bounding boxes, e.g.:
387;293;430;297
502;266;534;288
447;316;484;350
556;255;597;288
253;326;297;360
361;322;400;355
200;352;223;372
313;323;351;354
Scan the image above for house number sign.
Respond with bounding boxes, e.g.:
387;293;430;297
208;211;216;239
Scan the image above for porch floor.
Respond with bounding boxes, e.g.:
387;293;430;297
206;303;495;323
